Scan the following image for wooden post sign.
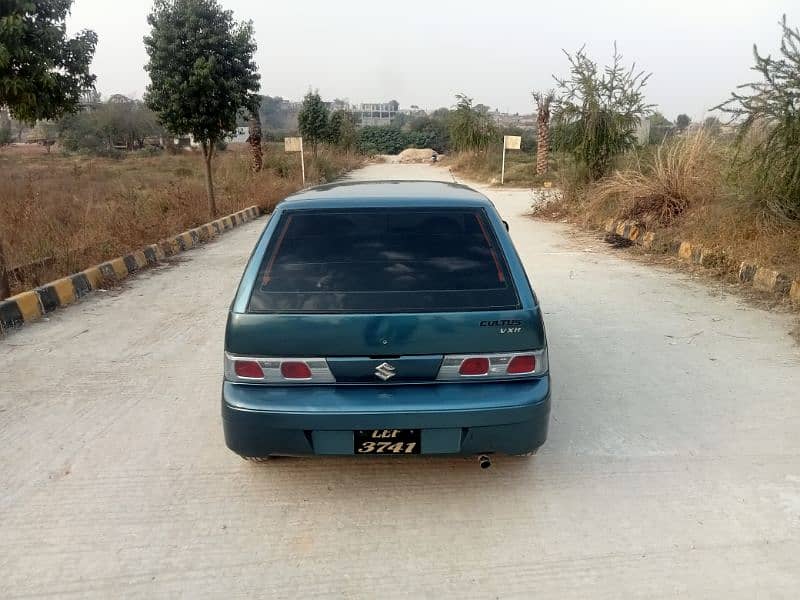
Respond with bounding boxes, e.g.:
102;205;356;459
501;135;522;185
284;137;305;185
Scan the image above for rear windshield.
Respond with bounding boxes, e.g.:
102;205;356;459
248;208;519;313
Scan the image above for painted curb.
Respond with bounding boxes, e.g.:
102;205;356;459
0;206;262;334
604;218;800;306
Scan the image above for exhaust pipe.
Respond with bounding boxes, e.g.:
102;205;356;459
478;455;491;469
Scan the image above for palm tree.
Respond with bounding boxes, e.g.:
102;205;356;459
247;110;262;173
533;91;555;176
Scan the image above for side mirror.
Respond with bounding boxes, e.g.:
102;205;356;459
503;220;509;232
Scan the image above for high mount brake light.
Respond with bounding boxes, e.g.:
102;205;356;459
436;349;548;381
225;354;334;384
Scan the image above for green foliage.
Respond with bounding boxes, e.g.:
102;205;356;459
258;95;298;132
407;115;449;153
297;91;329;150
144;0;259;145
356;125;447;155
449;94;497;152
0;0;97;123
675;114;691;131
327;109;358;150
703;116;722;136
0;120;10;145
58;97;163;154
715;15;800;220
553;44;653;180
649;112;674;144
143;0;259;214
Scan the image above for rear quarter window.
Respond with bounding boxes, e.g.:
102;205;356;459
248;207;520;313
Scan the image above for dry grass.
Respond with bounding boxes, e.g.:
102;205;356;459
445;150;553;187
0;143;362;295
586;131;723;227
549;131;800;279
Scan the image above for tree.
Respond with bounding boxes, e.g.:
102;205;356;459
533;90;555;175
247;110;262;172
675;113;691;132
144;0;260;216
449;94;497;152
0;0;97;123
0;0;97;300
327;109;358;150
553;44;653;180
297;91;329;154
715;15;800;220
648;112;673;144
703;116;722;136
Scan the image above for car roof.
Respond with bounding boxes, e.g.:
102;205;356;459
277;180;494;209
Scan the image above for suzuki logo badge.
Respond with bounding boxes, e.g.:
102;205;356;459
374;362;396;381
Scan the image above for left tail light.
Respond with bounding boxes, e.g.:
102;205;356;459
224;353;335;384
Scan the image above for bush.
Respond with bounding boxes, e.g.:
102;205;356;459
585;131;722;226
715;16;800;220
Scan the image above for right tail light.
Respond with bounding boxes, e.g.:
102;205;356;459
436;348;548;381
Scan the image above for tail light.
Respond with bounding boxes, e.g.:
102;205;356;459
225;353;334;384
437;349;548;381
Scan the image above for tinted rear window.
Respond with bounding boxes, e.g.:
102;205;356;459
248;208;519;313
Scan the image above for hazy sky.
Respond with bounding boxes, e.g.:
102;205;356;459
66;0;799;121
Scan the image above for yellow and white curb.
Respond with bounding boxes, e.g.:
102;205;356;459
0;206;262;334
604;218;800;307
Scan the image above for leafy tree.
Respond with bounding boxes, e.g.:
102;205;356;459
553;44;653;180
649;111;673;144
715;15;800;219
407;115;449;153
675;113;691;132
703;116;722;136
0;0;97;300
0;0;97;123
449;94;497;152
58;97;163;154
533;90;554;175
297;90;329;154
144;0;260;216
327;109;358;150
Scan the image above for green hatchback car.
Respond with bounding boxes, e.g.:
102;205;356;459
222;180;550;462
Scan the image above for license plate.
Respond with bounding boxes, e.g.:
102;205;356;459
354;429;421;454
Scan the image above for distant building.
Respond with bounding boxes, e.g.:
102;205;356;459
491;110;537;130
358;100;400;127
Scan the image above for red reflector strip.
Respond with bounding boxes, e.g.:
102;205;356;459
459;357;490;376
507;355;536;374
234;360;264;379
280;361;312;379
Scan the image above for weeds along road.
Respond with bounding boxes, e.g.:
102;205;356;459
1;162;799;598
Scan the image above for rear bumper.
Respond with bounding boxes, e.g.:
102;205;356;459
221;377;550;456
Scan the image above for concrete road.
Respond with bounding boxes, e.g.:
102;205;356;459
2;163;799;599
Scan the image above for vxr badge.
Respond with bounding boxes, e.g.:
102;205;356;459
374;362;396;381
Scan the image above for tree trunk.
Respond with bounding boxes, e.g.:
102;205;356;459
535;121;550;176
201;140;217;216
533;92;554;176
248;112;263;173
0;237;11;301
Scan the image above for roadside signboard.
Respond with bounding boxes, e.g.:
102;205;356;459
284;137;305;185
501;135;522;185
